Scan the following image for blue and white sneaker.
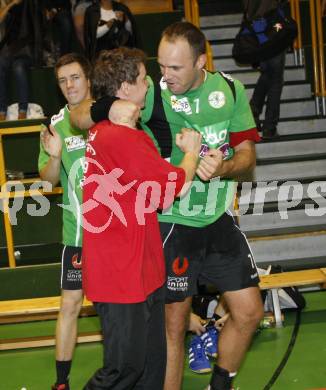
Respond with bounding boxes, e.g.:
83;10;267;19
203;326;218;358
189;335;212;373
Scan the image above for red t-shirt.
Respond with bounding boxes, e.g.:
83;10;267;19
82;120;186;303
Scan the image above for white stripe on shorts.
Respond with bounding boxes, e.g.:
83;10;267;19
60;245;67;289
162;223;175;248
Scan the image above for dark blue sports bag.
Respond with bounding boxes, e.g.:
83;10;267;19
232;6;298;65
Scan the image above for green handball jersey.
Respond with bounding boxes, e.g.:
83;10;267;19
141;71;255;228
38;106;87;247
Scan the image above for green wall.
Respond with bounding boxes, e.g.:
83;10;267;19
0;264;61;300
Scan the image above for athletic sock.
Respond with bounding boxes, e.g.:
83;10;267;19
56;360;72;385
209;365;235;390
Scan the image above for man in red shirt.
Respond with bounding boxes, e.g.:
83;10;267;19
82;47;202;390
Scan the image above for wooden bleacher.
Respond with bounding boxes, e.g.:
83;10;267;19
122;0;173;14
1;269;325;324
259;268;326;290
0;297;97;351
259;268;326;327
0;330;102;351
1;268;326;350
0;296;94;324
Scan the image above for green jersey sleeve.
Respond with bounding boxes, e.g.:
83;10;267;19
141;76;154;122
140;76;161;153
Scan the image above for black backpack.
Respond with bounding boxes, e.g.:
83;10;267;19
232;5;297;65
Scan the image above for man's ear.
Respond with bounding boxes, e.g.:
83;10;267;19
120;81;130;98
196;53;207;70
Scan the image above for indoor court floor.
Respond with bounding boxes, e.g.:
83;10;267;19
0;291;325;390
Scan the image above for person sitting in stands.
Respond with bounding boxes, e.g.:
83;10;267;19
72;0;92;48
84;0;138;61
42;0;75;57
0;0;35;120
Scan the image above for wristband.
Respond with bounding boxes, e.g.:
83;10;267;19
90;96;119;123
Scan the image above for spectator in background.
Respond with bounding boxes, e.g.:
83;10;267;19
72;0;91;48
43;0;74;56
84;0;138;61
0;0;42;121
243;0;286;139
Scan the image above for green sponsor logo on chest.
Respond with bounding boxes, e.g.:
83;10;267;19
64;135;86;152
186;121;229;148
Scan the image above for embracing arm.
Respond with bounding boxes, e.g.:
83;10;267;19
196;140;256;181
70;99;94;129
70;97;139;130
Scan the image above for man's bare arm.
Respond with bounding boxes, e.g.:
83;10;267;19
39;157;61;188
175;129;202;196
70;99;94;129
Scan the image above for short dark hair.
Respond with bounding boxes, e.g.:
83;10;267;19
55;53;92;80
91;48;147;100
161;21;206;60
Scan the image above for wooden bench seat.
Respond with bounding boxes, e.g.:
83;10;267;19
0;331;102;351
0;296;97;350
259;268;326;327
259;268;326;290
0;296;94;324
0;268;325;348
123;0;173;14
1;269;325;324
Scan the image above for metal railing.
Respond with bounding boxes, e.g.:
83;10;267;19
315;0;326;115
0;125;63;268
290;0;304;65
309;0;326;115
183;0;215;71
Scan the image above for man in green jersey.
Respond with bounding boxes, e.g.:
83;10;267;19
142;22;263;390
38;53;138;390
69;22;264;390
39;53;91;390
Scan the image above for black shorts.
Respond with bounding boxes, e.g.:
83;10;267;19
160;212;260;303
61;245;82;290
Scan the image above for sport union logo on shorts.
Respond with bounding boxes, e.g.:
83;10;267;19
167;276;189;292
172;257;189;276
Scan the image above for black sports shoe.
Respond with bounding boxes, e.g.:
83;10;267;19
262;127;278;139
